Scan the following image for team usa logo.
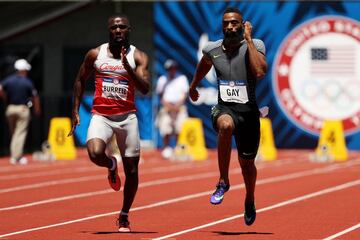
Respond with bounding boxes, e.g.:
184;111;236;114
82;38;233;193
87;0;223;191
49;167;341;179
273;16;360;135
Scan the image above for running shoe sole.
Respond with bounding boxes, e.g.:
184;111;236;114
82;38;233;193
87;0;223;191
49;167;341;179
118;215;131;232
118;226;131;233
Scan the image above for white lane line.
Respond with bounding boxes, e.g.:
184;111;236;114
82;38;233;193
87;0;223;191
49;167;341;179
0;175;103;194
0;160;87;173
0;155;304;180
0;211;118;239
0;153;212;175
323;223;360;240
0;155;292;194
0;160;210;180
0;190;111;211
153;179;360;240
1;178;359;239
0;165;358;238
1;159;358;211
0;166;98;180
0;161;212;194
0;171;223;211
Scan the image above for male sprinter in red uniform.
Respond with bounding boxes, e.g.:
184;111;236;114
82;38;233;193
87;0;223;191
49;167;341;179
68;15;150;232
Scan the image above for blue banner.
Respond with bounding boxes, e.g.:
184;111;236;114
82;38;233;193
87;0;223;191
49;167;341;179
154;1;360;149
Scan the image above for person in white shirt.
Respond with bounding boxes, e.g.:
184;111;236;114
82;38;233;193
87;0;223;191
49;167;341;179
156;59;189;159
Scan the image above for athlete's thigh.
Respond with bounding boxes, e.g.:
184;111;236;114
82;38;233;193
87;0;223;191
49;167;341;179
86;114;114;144
114;113;140;158
211;104;236;132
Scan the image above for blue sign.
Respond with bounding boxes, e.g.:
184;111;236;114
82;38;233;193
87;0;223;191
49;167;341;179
154;1;360;150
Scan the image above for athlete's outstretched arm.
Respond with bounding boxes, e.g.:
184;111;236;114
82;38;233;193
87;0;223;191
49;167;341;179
189;55;213;102
68;48;97;136
244;21;267;79
122;47;150;95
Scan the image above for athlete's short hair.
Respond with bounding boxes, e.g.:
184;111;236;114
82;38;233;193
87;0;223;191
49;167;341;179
223;7;242;16
108;14;130;26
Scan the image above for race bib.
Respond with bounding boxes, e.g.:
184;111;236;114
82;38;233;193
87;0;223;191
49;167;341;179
102;78;128;100
219;80;248;103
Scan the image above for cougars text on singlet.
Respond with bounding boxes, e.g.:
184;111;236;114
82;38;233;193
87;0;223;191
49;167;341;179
93;43;137;115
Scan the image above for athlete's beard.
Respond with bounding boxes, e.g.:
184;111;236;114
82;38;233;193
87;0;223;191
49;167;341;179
223;28;244;46
109;33;129;50
110;38;124;49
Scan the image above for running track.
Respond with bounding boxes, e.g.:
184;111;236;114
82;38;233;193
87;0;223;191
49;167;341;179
0;149;359;240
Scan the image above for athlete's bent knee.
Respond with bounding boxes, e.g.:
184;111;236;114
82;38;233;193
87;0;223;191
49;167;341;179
218;121;234;135
87;142;106;164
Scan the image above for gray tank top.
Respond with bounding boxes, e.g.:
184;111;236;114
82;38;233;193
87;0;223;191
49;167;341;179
203;39;265;111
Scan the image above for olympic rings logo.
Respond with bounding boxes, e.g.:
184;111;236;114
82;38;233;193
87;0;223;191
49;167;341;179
273;16;360;135
300;80;360;109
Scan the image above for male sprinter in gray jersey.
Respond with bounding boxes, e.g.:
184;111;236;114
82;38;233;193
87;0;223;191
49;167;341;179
189;7;267;226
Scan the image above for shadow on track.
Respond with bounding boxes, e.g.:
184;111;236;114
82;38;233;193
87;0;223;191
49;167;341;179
92;231;158;234
212;231;274;236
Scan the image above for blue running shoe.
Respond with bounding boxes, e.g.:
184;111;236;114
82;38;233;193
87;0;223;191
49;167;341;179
244;202;256;226
210;182;230;205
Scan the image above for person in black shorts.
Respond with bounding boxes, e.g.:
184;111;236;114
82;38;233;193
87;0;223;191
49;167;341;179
189;7;267;226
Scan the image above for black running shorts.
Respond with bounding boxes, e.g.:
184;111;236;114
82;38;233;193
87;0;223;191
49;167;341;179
211;104;260;160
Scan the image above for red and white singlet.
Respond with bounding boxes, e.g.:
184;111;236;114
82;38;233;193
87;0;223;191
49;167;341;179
93;43;137;116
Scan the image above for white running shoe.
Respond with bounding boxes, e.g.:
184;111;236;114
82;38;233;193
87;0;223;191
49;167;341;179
161;146;173;159
18;157;28;165
9;157;17;165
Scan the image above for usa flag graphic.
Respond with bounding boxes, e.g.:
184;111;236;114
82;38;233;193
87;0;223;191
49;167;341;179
310;46;356;76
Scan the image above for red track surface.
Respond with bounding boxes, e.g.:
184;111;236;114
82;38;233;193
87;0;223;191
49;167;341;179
0;149;359;240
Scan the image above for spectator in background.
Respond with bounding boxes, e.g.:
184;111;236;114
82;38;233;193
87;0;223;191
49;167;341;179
0;59;41;164
156;59;189;159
